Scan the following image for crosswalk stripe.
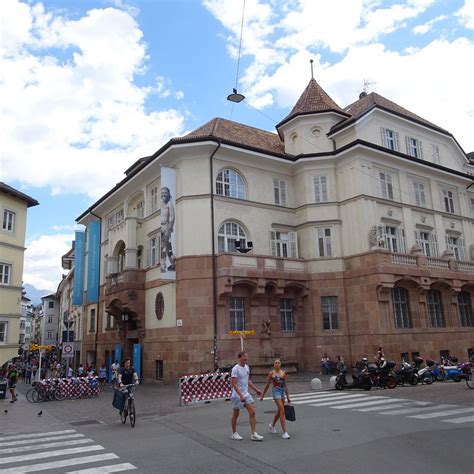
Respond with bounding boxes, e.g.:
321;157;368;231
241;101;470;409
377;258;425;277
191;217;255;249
0;445;104;465
0;453;119;473
331;398;403;409
309;395;385;407
263;391;337;401
0;438;94;454
290;393;354;404
0;433;85;448
0;430;76;442
408;407;474;419
379;404;455;415
292;395;366;405
66;463;138;473
442;415;474;424
356;401;429;412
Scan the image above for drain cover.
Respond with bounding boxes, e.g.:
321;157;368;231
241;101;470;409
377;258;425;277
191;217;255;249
70;420;102;426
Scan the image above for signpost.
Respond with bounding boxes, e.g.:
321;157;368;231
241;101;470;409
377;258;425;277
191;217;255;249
62;342;74;359
227;330;256;351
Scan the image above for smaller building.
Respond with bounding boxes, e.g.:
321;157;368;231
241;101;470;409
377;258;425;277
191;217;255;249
40;294;60;347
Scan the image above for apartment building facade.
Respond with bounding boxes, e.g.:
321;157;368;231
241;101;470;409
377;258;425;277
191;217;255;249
76;79;474;382
0;183;38;366
40;294;60;347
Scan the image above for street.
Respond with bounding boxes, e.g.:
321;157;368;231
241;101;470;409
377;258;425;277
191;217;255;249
1;378;473;473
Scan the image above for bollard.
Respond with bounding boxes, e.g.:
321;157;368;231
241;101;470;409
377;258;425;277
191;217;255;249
310;378;322;390
329;376;337;389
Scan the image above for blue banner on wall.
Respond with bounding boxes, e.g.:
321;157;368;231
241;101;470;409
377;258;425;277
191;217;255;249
114;344;122;365
72;231;85;306
86;220;101;303
133;343;141;380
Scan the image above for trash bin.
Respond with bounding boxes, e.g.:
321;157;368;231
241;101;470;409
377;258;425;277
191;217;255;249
0;381;7;400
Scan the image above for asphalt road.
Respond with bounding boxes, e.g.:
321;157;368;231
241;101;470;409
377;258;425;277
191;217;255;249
1;380;473;473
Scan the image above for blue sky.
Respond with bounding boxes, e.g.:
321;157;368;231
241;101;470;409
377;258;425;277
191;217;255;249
1;0;473;289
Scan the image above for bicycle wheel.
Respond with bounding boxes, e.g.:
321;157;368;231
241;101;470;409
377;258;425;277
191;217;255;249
26;388;37;403
54;387;67;401
129;399;136;428
33;389;45;403
466;372;474;389
120;405;128;424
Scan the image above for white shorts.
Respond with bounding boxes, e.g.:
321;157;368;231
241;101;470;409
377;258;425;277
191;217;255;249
231;394;254;410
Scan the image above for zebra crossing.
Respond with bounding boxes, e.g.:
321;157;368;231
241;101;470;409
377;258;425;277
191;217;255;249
265;391;474;425
0;429;137;473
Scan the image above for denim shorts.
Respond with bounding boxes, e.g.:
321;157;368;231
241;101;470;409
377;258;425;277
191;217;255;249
272;387;285;400
231;394;254;410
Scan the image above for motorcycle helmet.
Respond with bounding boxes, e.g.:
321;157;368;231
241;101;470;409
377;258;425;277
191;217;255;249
362;357;368;362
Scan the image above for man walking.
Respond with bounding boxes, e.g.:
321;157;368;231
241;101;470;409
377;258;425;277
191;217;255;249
230;351;264;441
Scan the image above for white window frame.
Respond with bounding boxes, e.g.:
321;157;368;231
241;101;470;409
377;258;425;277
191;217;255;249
380;127;399;151
379;172;394;200
47;315;53;324
2;209;15;232
0;321;7;343
218;221;247;253
384;226;406;254
432;144;441;164
442;189;455;213
273;179;287;206
216;169;246;199
321;296;339;330
46;330;54;339
316;227;332;257
413;181;426;207
445;236;466;260
406;136;423;159
280;298;294;332
147;235;160;267
0;263;11;285
116;209;124;224
270;231;298;258
415;230;438;257
151;187;158;213
313;176;328;203
137;201;144;218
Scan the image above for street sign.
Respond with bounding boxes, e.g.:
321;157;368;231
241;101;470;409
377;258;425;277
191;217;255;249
62;342;74;358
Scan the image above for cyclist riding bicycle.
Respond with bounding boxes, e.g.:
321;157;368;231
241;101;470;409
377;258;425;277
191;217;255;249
118;358;139;391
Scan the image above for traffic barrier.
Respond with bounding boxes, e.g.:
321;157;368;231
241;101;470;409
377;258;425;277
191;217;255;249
34;377;100;400
179;372;232;405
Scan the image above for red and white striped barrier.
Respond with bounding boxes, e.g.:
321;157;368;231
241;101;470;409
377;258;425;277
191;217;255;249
179;372;232;405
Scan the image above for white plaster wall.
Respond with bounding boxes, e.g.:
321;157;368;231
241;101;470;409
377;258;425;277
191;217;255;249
145;283;176;329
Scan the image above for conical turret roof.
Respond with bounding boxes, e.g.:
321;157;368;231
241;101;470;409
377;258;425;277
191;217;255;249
276;78;349;130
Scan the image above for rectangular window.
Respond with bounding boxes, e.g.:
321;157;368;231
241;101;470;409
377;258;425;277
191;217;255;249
313;176;328;203
48;301;54;309
413;181;426;207
273;179;287;206
106;312;114;330
384;226;406;253
280;299;294;332
406;136;423;159
458;292;473;327
148;236;159;267
0;263;11;285
229;297;245;331
379;172;394;200
400;352;409;363
381;127;399;151
107;215;115;230
322;296;339;330
2;210;15;232
47;315;53;324
0;322;7;343
89;308;96;333
432;144;440;164
392;287;411;328
469;197;474;216
46;330;53;339
443;189;455;213
137;201;144;218
316;228;332;257
270;231;298;258
415;231;438;257
151;187;158;212
427;290;445;328
116;209;124;224
445;236;466;260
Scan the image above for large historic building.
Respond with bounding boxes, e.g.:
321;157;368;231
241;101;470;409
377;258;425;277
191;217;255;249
75;79;474;382
0;182;39;366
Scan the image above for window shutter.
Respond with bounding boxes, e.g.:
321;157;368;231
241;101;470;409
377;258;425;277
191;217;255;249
289;231;298;258
326;230;333;257
147;239;151;267
270;231;277;256
317;228;324;256
394;132;400;151
415;230;421;246
459;238;466;260
380;173;387;199
414;182;420;206
420;185;426;207
418;140;423;159
400;228;407;254
321;176;328;201
430;233;438;257
273;179;280;205
380;127;386;147
280;181;287;206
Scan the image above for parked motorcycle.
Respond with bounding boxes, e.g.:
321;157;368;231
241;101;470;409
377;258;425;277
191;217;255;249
335;359;373;391
394;361;419;386
370;360;398;389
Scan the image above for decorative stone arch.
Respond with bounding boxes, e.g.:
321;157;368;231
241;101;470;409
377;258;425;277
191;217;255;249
110;240;126;273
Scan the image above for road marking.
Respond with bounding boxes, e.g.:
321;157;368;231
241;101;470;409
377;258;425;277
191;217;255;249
356;402;429;412
0;445;104;465
308;396;380;407
0;438;94;454
0;453;119;473
289;393;352;403
0;433;85;448
263;391;339;401
442;415;474;424
379;404;455;415
0;430;76;442
408;407;474;419
292;394;369;405
332;398;405;409
66;463;138;473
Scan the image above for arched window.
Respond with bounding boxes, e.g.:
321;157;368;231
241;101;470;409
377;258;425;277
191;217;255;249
458;291;473;327
427;289;445;327
117;242;126;272
216;169;245;199
392;287;411;328
218;222;247;253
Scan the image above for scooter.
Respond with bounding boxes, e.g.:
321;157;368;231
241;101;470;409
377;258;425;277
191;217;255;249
417;366;434;384
335;361;373;391
394;361;419;386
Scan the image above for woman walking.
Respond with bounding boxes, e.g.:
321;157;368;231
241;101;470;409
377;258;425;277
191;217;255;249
260;359;291;439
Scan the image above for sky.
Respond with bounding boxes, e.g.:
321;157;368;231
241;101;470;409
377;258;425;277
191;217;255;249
1;0;473;291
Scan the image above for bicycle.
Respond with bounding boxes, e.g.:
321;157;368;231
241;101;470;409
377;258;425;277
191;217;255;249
466;368;474;389
120;384;137;428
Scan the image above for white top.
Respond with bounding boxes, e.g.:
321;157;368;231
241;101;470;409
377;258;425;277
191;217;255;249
231;364;250;398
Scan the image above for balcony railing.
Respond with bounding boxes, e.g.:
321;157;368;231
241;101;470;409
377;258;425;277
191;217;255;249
391;254;417;266
457;260;474;272
427;257;449;269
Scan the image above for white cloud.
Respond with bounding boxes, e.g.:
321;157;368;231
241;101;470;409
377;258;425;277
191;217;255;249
24;233;73;290
204;0;474;152
412;15;447;34
0;0;186;199
457;0;474;29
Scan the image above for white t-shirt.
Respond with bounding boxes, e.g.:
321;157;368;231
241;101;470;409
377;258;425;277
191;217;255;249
231;364;250;398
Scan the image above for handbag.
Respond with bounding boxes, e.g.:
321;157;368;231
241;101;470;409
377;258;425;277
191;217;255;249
284;404;296;422
112;389;126;411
